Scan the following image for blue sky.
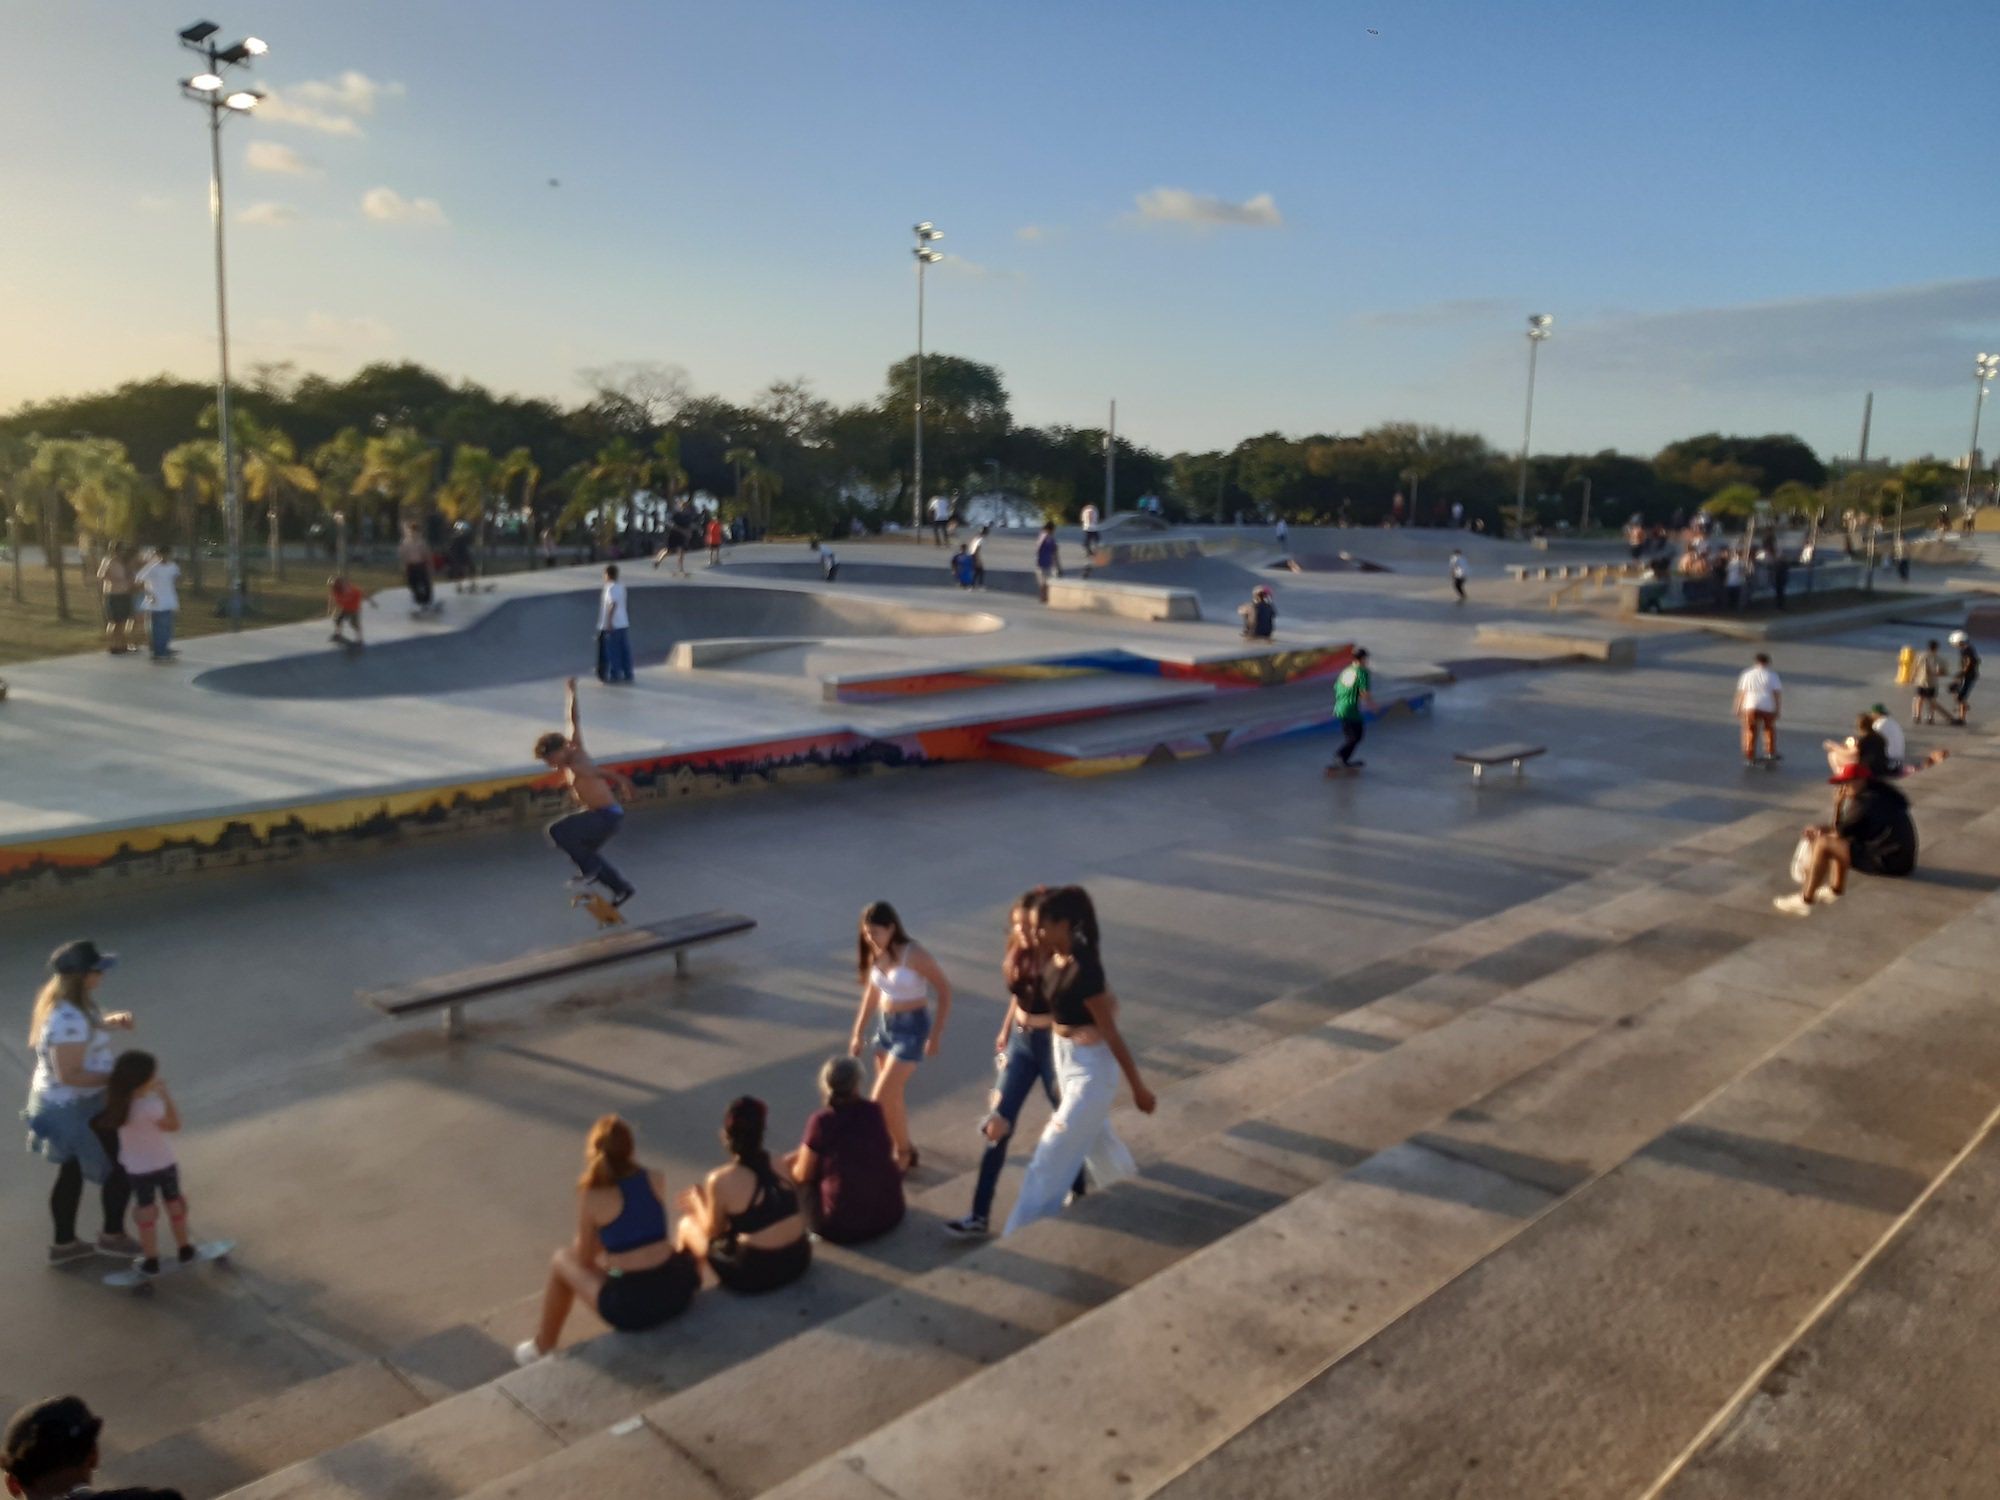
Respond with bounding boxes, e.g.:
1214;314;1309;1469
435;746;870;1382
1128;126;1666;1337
5;0;1999;463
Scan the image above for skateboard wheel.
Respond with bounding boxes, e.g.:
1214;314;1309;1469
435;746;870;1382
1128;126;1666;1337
215;1255;233;1269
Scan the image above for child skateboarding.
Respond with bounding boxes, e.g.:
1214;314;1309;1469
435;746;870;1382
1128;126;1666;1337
1325;648;1375;776
94;1053;196;1277
327;574;375;646
534;678;639;910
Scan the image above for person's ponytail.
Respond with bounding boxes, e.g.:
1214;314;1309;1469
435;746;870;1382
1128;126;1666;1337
579;1114;637;1191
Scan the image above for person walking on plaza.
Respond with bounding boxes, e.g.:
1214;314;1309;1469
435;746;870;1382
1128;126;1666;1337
1002;886;1153;1236
1734;651;1782;766
534;678;638;906
930;494;952;546
1325;648;1375;776
705;515;725;566
1080;502;1100;558
515;1114;698;1365
1449;548;1467;603
3;1396;184;1500
673;1097;811;1293
326;574;373;646
94;1053;196;1277
1912;639;1944;725
398;523;436;615
1274;516;1289;554
1723;548;1746;611
1035;521;1061;601
951;544;976;589
136;546;180;660
539;527;558;570
968;524;990;587
946;890;1083;1240
22;941;141;1264
1949;630;1980;726
97;545;137;655
598;564;633;683
786;1056;905;1245
847;901;953;1172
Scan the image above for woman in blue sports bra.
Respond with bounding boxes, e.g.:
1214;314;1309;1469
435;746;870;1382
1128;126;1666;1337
516;1114;698;1364
675;1096;812;1293
847;900;955;1171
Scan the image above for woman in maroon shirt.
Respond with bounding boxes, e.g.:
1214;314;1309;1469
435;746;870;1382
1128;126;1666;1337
785;1056;905;1244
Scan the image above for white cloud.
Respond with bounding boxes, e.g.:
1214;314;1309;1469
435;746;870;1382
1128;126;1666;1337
246;141;320;177
257;72;401;137
1131;188;1282;230
361;187;448;226
938;254;1025;283
237;201;300;227
1556;277;2000;394
1361;298;1514;329
1015;224;1066;243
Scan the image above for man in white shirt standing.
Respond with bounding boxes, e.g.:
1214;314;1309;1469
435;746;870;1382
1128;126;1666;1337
1274;516;1289;554
930;494;952;547
968;524;989;588
136;545;181;661
1080;502;1100;558
1449;549;1468;603
598;564;633;683
1733;651;1782;767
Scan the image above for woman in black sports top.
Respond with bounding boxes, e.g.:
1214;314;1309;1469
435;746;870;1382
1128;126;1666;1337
675;1096;812;1294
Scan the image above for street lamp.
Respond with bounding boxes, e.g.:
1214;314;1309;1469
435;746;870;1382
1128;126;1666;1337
1963;352;2000;515
179;19;265;625
1515;313;1553;536
911;222;944;529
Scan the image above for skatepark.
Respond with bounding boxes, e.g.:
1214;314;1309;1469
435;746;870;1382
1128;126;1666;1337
7;523;2000;1500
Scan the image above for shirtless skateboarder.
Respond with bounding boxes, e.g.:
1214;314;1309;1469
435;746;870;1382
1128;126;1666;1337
534;677;638;907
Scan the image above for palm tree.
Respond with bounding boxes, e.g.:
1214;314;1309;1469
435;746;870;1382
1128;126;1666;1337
725;446;782;534
494;446;540;574
236;418;317;581
161;439;225;591
0;432;30;603
355;426;439;539
585;438;655;551
23;438;141;621
310;427;367;569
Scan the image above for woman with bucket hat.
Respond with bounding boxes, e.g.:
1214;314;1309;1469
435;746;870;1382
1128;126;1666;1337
21;941;141;1262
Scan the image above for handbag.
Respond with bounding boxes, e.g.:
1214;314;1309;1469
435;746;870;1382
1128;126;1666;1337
1788;834;1813;885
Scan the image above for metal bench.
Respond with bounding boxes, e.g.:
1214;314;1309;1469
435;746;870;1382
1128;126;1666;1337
361;910;757;1038
1453;742;1548;780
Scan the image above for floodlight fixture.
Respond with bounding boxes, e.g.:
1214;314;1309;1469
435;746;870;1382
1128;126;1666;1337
224;89;261;110
189;71;224;90
242;35;268;54
1527;313;1553;339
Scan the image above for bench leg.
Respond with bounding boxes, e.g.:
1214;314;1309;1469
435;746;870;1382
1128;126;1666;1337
674;949;689;979
1471;763;1485;781
1513;759;1524;777
443;1003;466;1041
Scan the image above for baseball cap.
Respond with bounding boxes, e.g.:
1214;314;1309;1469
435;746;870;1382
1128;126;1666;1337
1869;703;1887;716
2;1396;102;1483
47;940;116;976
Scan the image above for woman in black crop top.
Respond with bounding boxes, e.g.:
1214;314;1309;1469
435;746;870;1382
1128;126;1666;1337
674;1096;812;1294
1001;885;1156;1237
944;889;1085;1239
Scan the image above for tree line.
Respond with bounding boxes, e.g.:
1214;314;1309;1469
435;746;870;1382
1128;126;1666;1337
2;354;1972;596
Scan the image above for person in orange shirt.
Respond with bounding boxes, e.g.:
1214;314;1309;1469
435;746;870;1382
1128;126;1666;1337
705;516;725;566
327;574;375;646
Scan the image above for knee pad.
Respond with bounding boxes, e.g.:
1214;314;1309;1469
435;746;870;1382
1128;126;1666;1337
134;1204;160;1228
166;1196;189;1221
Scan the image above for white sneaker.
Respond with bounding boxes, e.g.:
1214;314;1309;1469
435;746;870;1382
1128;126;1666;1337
1813;887;1840;904
513;1339;547;1367
1771;894;1813;916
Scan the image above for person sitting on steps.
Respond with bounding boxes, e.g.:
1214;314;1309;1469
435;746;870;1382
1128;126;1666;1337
516;1115;699;1364
785;1056;905;1245
674;1097;812;1294
1238;585;1276;640
1774;762;1918;916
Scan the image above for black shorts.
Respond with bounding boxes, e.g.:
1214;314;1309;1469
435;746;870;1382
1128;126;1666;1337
130;1166;182;1207
596;1252;699;1332
1916;686;1936;699
106;593;134;623
1953;677;1976;703
335;609;360;627
708;1233;811;1294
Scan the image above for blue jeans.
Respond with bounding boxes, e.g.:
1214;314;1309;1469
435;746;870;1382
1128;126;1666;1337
149;610;175;657
969;1025;1084;1223
547;805;632;898
602;627;634;681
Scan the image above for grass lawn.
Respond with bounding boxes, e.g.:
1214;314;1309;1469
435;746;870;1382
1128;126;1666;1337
0;552;534;666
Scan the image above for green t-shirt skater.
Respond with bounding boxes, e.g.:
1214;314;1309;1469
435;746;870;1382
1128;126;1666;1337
1334;661;1371;721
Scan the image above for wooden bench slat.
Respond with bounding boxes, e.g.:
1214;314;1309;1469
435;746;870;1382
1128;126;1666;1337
362;911;756;1014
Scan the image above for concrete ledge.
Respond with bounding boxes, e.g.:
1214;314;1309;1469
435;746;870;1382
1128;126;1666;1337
1475;622;1637;665
1681;591;1966;641
1044;577;1202;622
667;636;820;669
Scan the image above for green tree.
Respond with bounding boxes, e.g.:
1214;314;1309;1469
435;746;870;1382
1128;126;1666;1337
354;426;439;533
25;438;143;618
1700;483;1763;520
160;439;225;590
235;417;317;579
309;428;367;567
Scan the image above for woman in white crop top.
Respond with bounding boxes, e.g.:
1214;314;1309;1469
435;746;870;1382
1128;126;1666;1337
848;900;954;1171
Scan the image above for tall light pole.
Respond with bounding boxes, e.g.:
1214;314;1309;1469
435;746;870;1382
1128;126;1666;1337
1963;353;1999;515
179;20;265;624
1104;400;1116;516
911;222;944;529
1515;313;1553;536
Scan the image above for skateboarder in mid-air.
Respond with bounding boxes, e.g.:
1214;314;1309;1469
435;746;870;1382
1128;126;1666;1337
535;678;638;907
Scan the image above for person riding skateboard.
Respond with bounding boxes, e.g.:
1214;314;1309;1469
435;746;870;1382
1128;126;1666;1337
1326;648;1375;775
534;678;638;906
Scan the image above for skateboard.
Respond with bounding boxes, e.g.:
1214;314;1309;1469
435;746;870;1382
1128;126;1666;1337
1323;762;1365;778
104;1239;235;1294
1746;755;1781;771
572;891;628;928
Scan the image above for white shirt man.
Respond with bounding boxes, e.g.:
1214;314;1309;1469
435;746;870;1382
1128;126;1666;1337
136;550;182;658
1452;502;1465;528
1274;518;1289;550
600;577;629;631
930;494;952;545
1870;709;1905;769
1734;654;1782;764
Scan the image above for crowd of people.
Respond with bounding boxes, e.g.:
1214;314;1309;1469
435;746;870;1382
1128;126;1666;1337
92;545;181;660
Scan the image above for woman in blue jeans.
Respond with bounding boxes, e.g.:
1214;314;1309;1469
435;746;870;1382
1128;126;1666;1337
847;901;953;1172
944;889;1083;1239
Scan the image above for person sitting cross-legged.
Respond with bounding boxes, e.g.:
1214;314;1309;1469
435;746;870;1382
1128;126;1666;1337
1774;763;1917;916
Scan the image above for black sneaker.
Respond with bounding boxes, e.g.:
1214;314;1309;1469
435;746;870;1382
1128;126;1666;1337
608;885;635;908
943;1215;989;1240
178;1243;197;1263
47;1240;93;1265
141;1256;161;1276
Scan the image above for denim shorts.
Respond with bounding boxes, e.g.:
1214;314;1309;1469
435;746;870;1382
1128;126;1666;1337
875;1006;931;1063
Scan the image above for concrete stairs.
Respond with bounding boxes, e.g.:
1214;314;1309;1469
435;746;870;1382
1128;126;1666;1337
150;751;2000;1500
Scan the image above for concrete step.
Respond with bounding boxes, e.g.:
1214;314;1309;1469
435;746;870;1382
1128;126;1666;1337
751;775;2000;1498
